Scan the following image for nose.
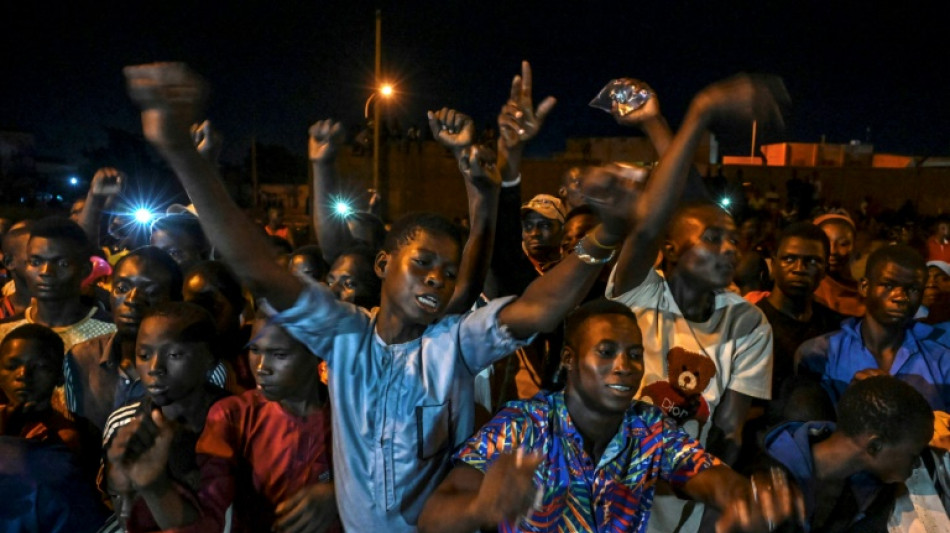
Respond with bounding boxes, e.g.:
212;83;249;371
891;286;910;303
425;269;445;289
255;354;272;376
613;353;640;375
147;354;166;376
127;287;146;305
13;365;26;382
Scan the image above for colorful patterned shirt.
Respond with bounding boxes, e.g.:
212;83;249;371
455;391;721;533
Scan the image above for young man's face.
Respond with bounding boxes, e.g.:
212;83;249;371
378;230;460;326
135;315;214;407
326;253;378;308
938;223;950;240
861;261;925;328
560;214;598;257
111;256;176;338
150;229;203;275
0;338;61;410
2;231;31;285
521;212;563;262
25;237;89;301
867;431;932;484
667;207;739;290
558;168;585;211
565;314;644;417
820;221;854;277
248;319;320;402
923;266;950;307
772;236;827;299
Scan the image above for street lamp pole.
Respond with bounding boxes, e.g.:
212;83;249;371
373;9;382;197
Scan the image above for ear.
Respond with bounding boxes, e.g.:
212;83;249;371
560;346;575;371
374;250;390;279
2;254;12;270
662;239;678;263
557;186;567;199
858;277;869;298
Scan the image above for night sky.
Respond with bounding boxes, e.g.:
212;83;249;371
2;1;949;164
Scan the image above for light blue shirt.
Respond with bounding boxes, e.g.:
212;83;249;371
273;281;530;532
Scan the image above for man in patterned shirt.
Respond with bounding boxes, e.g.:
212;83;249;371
419;300;802;533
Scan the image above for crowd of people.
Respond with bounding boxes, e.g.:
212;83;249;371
1;60;948;533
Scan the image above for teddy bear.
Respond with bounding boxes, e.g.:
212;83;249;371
640;346;716;426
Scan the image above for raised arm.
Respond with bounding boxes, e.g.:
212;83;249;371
309;120;355;264
498;166;638;338
683;465;805;533
426;108;501;313
76;167;124;246
124;62;304;310
610;75;788;295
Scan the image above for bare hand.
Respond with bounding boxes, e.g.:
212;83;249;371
308;120;345;163
191;120;222;163
497;61;557;150
611;82;661;127
90;167;125;198
851;368;888;383
579;163;648;241
124;62;207;150
106;408;175;493
473;449;543;527
690;74;789;133
931;411;950;451
428;108;475;153
273;483;337;533
458;144;501;189
716;468;805;533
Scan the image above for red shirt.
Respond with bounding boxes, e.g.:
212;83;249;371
927;236;950;263
174;390;337;533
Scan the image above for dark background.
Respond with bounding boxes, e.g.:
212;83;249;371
2;0;949;165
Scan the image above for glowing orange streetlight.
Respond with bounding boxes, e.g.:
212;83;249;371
365;83;395;195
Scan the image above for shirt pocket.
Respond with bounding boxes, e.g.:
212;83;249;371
415;401;452;460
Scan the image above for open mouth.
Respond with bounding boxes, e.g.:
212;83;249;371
416;294;439;311
607;384;634;393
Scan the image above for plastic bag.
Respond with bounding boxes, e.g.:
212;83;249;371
589;78;651;116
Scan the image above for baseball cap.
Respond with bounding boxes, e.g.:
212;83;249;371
520;194;566;223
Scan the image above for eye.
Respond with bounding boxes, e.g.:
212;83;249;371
28;258;41;267
137;350;151;361
58;259;72;268
343;279;356;290
114;282;131;294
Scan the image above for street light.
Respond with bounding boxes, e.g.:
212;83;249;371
364;84;395;199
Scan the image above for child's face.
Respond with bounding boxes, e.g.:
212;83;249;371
111;256;176;337
135;315;214;407
326;253;377;308
248;319;319;402
150;228;203;274
0;338;61;410
378;230;460;326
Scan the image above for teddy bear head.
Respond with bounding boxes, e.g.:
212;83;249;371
667;347;716;396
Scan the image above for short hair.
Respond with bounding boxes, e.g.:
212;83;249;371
382;213;463;254
665;200;730;240
776;222;831;259
290;245;330;279
864;244;927;280
141;301;219;360
837;376;934;444
184;261;246;312
28;217;94;258
150;214;210;254
114;246;184;301
1;221;31;255
0;324;65;368
334;244;382;308
564;299;639;349
564;205;597;224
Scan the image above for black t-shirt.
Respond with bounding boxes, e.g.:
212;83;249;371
756;298;845;395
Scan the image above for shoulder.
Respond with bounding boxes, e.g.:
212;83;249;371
68;333;113;360
606;267;664;306
102;400;144;446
